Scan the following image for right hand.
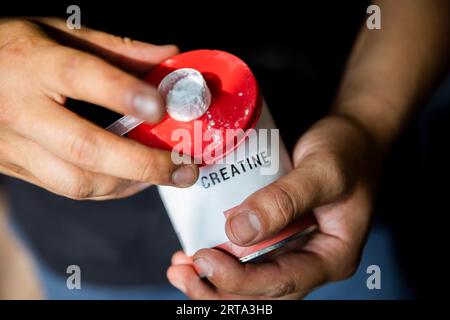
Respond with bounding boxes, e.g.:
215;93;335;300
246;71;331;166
0;18;198;200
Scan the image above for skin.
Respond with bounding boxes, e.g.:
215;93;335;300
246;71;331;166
0;18;199;200
167;0;449;299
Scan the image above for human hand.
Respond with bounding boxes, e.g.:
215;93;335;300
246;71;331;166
167;115;379;299
0;18;198;200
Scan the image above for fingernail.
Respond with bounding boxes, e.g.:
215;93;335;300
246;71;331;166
194;258;213;278
172;165;197;187
228;210;261;244
159;44;179;51
223;205;239;218
132;91;164;122
170;278;186;293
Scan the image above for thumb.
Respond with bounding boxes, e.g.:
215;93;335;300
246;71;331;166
224;154;348;246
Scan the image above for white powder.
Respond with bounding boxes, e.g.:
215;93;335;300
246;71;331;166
158;68;211;122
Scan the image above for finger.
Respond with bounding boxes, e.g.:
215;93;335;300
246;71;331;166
168;264;270;300
0;129;74;194
0;130;141;199
171;251;193;265
14;99;198;187
192;247;329;298
224;155;346;246
34;44;165;123
29;17;179;74
167;264;219;300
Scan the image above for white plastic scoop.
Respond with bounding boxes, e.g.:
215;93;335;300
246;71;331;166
158;68;211;122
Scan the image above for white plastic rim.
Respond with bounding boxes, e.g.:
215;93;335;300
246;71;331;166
158;68;212;122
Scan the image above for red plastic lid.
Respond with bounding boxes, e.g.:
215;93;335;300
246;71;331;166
127;50;262;164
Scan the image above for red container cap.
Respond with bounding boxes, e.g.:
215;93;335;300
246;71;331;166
128;50;262;164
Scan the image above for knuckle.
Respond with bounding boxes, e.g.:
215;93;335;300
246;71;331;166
2;159;29;177
267;280;296;298
260;183;296;227
106;179;132;196
102;66;127;86
225;279;245;294
341;263;358;280
337;255;359;281
64;173;94;199
321;152;349;193
135;150;170;183
329;242;360;281
333;262;358;282
0;24;43;58
58;51;89;88
68;131;99;169
136;154;158;182
0;36;30;61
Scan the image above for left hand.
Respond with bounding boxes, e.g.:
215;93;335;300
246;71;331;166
167;115;380;299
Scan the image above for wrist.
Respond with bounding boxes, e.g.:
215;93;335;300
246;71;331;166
330;95;407;156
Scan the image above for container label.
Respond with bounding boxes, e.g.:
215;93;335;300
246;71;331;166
158;104;293;256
